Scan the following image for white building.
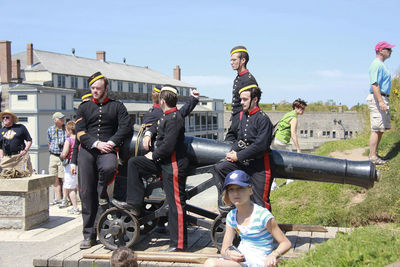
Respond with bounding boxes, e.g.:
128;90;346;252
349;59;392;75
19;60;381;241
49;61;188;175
0;41;224;172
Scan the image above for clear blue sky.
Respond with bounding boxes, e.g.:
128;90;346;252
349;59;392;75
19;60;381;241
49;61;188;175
1;0;399;107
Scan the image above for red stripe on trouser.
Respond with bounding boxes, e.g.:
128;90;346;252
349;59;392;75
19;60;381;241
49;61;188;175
107;153;119;186
262;153;272;210
172;151;184;249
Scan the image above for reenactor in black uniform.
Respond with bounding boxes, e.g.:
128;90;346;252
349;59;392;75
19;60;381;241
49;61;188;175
75;72;132;249
139;85;199;233
214;80;274;211
113;85;190;252
225;45;258;142
142;85;199;137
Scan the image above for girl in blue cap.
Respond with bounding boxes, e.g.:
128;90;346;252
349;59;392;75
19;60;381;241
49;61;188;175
204;170;291;267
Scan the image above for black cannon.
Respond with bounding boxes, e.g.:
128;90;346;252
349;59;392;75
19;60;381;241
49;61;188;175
97;133;380;250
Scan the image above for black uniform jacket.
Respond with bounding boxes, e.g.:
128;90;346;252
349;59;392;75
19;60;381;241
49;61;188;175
231;69;258;115
75;97;132;150
148;107;186;163
232;106;273;163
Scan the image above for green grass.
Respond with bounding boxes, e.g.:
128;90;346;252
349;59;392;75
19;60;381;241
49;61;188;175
270;87;400;265
280;224;400;267
271;128;400;227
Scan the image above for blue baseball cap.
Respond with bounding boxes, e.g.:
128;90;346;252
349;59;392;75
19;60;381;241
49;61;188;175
223;170;251;190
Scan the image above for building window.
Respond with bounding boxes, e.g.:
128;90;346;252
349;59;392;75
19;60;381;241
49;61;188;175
61;95;66;110
327;131;330;136
19;117;28;122
333;131;336;138
128;82;133;92
139;83;143;93
310;130;313;138
118;81;123;92
84;78;90;89
57;75;66;88
71;77;78;89
147;84;152;94
304;130;308;135
18;95;28;101
323;131;326;136
109;80;113;91
300;130;304;134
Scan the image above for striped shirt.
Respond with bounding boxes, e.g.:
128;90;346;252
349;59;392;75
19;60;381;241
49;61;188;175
47;125;66;155
226;203;274;266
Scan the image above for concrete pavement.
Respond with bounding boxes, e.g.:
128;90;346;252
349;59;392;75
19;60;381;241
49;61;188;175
0;173;218;267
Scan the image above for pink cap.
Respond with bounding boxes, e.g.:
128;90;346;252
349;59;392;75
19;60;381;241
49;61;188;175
375;41;395;51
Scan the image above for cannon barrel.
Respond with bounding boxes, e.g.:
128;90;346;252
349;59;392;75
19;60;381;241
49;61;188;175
119;133;379;189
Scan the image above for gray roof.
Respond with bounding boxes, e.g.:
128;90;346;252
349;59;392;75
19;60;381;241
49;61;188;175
12;50;195;88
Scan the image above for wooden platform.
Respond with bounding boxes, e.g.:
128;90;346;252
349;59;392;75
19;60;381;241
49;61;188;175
33;222;351;267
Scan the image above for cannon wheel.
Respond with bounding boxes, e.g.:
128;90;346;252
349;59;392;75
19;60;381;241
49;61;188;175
97;207;140;250
140;203;161;235
210;213;240;252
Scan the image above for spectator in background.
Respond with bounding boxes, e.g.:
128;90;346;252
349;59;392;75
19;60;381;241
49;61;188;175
0;109;33;178
367;41;395;165
60;121;80;214
48;112;66;205
110;247;138;267
271;98;307;189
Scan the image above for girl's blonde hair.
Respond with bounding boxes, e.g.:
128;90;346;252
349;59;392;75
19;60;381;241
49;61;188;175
66;121;76;134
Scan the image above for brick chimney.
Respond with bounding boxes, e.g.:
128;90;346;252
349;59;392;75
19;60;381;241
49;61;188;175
173;65;181;80
0;40;12;83
27;43;33;66
12;59;22;83
96;51;106;61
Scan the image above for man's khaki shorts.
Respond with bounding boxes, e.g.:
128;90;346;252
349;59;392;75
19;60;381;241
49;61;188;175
366;94;391;132
49;154;64;178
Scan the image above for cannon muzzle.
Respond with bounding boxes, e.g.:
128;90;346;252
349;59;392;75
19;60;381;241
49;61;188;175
119;132;379;189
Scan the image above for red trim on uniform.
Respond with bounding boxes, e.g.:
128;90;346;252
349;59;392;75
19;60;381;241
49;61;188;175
164;107;178;115
239;69;249;76
92;96;110;104
239;111;243;121
107;148;119;186
171;151;184;249
262;152;272;211
249;106;260;115
153;104;160;109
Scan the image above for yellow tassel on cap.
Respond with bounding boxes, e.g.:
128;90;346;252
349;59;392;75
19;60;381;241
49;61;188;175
238;84;258;94
161;86;178;95
89;74;104;85
230;48;248;56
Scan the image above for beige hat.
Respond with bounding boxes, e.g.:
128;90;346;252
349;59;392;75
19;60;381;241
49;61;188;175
0;109;18;123
52;112;65;120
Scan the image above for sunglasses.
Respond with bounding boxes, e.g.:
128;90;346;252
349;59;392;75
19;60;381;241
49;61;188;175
2;116;11;120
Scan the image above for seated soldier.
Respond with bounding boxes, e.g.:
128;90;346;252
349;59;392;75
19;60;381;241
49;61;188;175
113;85;190;252
214;81;274;211
138;85;199;234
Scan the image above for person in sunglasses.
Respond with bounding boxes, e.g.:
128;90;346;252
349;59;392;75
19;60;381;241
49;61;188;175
0;109;33;178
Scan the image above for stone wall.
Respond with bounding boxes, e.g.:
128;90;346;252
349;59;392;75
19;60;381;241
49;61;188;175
0;175;54;230
224;110;365;151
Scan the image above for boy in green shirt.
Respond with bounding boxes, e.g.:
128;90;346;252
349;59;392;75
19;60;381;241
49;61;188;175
271;99;307;189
